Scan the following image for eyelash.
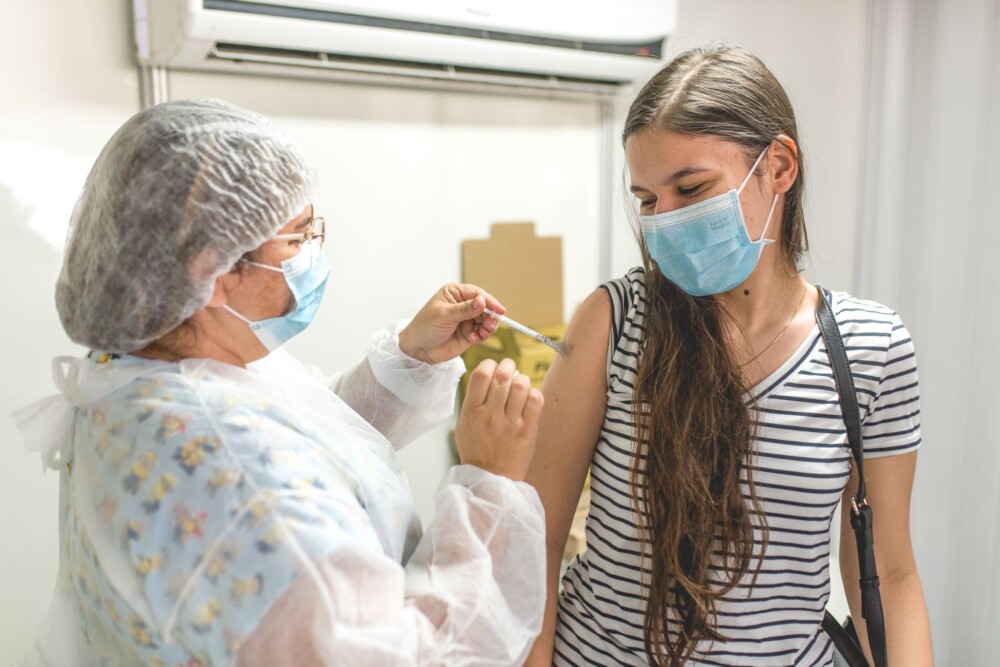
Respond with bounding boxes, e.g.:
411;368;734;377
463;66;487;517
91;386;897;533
638;183;704;209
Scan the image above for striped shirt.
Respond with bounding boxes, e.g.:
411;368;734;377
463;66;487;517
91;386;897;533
554;267;921;666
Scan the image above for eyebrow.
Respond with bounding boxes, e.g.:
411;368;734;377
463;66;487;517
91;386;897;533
295;209;314;230
629;167;711;192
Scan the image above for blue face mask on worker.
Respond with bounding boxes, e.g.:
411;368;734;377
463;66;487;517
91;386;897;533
224;242;330;351
639;147;779;297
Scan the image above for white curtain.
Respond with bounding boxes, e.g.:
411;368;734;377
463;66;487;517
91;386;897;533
858;0;1000;662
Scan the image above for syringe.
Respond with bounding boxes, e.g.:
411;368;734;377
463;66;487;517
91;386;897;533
483;307;568;357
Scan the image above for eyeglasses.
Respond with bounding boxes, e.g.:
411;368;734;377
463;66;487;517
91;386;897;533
272;216;326;247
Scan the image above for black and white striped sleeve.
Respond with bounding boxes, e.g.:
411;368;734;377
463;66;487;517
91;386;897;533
861;313;922;458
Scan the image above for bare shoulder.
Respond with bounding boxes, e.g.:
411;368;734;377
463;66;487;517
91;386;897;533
527;287;611;518
573;286;613;328
546;287;612;394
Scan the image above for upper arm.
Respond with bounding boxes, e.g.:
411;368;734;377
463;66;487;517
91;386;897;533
840;450;920;585
843;312;922;579
525;287;611;557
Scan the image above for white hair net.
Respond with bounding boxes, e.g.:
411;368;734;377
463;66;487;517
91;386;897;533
56;98;315;353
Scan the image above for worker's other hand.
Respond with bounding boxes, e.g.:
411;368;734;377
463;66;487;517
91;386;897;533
455;358;543;481
399;283;505;364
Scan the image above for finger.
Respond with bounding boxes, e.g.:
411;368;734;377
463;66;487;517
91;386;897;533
464;359;497;407
458;318;478;344
505;373;532;418
464;315;486;343
446;294;486;325
467;312;501;344
453;283;505;316
485;358;518;411
523;388;544;424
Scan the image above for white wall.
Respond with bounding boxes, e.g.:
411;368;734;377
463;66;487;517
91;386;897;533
0;0;872;662
858;0;1000;661
0;1;142;662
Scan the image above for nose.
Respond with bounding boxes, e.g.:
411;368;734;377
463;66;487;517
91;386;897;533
653;195;686;216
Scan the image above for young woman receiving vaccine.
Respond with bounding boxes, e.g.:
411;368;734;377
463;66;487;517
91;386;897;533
523;46;933;666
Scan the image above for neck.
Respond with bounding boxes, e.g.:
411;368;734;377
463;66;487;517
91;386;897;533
715;254;804;333
131;309;266;368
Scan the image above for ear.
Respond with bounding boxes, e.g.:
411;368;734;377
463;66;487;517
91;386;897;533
769;134;799;194
207;272;238;308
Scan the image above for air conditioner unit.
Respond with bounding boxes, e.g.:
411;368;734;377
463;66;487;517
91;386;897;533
135;0;678;94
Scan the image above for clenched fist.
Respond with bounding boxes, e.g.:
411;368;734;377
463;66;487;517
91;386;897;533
455;358;544;481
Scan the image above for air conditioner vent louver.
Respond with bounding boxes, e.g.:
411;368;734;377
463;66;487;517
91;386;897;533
212;42;626;88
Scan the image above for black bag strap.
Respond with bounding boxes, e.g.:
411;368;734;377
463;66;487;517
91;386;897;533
815;287;887;667
822;614;869;666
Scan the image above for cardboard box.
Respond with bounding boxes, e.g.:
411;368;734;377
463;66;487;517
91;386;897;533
462;222;563;329
460;222;566;397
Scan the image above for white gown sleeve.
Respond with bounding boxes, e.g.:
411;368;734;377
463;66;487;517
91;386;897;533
311;321;466;450
234;465;546;667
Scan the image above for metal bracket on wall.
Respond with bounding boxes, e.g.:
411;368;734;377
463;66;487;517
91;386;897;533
599;97;616;283
138;65;169;109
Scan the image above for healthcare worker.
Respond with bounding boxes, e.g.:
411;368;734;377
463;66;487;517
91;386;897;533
15;99;546;666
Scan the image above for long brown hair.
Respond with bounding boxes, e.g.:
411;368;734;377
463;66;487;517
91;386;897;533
622;46;808;665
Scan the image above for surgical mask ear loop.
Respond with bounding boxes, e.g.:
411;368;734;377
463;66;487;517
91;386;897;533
223;304;254;324
737;146;780;245
755;194;781;245
737;147;770;195
242;241;320;273
241;259;283;273
222;259;289;324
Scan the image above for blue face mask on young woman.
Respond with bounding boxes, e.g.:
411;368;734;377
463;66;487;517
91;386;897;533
224;242;330;351
639;147;779;297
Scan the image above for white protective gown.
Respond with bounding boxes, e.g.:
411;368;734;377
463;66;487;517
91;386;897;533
14;323;546;666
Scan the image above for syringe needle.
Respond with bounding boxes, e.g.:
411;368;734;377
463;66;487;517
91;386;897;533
482;307;568;357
